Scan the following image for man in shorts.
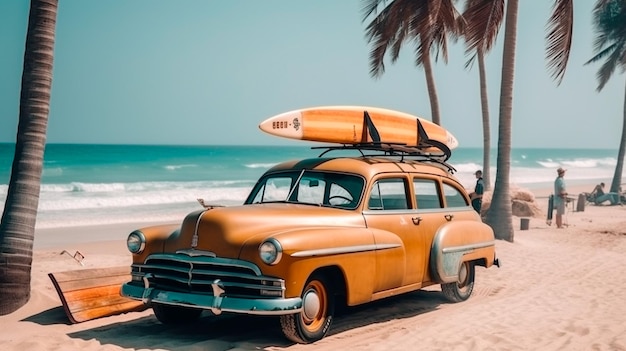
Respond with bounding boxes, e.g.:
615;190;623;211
553;167;568;228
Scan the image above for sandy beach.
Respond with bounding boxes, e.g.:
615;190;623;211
1;185;626;351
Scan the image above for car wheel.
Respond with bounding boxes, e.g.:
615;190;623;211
280;274;335;343
152;303;202;324
441;261;475;303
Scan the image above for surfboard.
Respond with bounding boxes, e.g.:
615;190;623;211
258;106;459;150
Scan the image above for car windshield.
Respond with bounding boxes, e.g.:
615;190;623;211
245;170;365;209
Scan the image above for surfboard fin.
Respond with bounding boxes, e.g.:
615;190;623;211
355;110;451;162
362;111;381;143
416;119;451;160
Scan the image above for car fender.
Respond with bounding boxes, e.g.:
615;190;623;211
130;223;181;263
429;220;496;283
241;226;404;304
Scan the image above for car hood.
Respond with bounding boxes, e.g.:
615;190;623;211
164;203;367;257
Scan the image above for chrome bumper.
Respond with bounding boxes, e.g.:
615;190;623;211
120;274;302;316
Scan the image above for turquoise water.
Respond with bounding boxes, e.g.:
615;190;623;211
0;143;621;229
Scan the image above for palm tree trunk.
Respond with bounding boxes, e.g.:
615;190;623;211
610;78;626;194
422;51;442;125
477;48;491;190
485;0;517;242
0;0;58;315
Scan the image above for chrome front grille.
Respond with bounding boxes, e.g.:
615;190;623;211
131;253;284;298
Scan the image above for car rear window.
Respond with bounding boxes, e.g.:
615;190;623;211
442;182;468;208
413;179;442;209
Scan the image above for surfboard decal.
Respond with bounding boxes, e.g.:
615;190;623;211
258;110;304;139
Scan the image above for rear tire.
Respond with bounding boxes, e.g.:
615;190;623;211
441;261;475;302
152;304;203;324
280;274;335;343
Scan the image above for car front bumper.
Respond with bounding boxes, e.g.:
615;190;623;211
120;274;302;316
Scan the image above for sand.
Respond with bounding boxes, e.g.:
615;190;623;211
1;187;626;351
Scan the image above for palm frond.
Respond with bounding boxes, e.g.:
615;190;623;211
464;51;477;70
431;0;461;63
585;42;618;65
439;0;463;39
586;0;626;91
595;44;623;91
361;0;389;21
431;25;449;63
545;0;574;85
460;0;504;55
362;0;460;77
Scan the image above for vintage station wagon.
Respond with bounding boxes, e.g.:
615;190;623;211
121;144;499;343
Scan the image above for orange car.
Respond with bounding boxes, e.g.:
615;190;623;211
121;145;499;343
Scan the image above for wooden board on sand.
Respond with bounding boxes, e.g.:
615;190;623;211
259;106;459;150
48;266;147;323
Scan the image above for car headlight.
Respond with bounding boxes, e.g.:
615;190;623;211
127;230;146;254
259;238;282;265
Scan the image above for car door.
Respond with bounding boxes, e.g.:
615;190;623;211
413;178;473;282
362;176;423;292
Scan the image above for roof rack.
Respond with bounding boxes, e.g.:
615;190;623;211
312;143;457;174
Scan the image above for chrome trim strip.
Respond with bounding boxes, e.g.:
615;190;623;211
175;249;217;257
121;282;301;316
191;210;209;248
363;206;473;215
441;240;495;254
291;243;400;257
143;253;264;275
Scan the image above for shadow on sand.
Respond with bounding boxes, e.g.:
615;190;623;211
22;306;72;326
25;289;447;349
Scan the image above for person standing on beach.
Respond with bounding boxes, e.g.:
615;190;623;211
470;170;484;214
554;167;568;228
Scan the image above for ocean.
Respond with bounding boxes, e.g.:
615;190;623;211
0;143;621;229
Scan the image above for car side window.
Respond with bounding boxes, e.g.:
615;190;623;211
368;178;409;210
413;179;442;209
251;176;292;203
442;182;468;208
298;175;359;208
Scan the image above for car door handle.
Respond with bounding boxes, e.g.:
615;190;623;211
412;217;422;225
445;214;453;221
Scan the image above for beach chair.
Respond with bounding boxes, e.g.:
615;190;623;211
583;192;597;205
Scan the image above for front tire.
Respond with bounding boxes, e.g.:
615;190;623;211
280;274;335;343
441;261;475;302
152;303;203;324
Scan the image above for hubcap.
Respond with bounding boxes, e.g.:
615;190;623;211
458;263;468;286
302;289;321;320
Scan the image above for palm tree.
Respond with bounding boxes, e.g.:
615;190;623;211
361;0;461;125
482;0;517;241
0;0;58;315
484;0;573;242
585;0;626;194
459;0;506;191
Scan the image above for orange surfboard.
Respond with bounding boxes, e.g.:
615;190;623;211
259;106;459;149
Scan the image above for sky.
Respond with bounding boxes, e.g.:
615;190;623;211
0;0;623;149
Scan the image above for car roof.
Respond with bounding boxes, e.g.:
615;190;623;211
265;157;457;181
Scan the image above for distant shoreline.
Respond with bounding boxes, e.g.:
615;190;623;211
33;184;598;250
